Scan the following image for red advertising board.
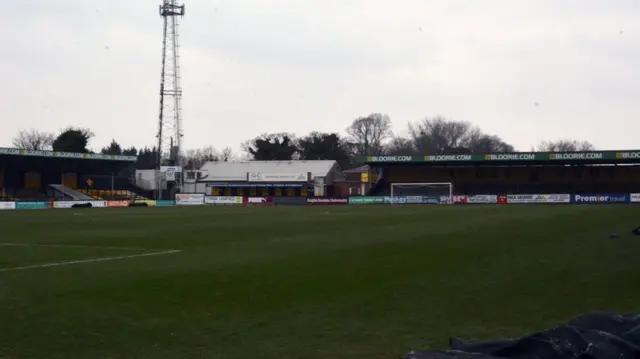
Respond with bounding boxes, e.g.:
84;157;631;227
106;200;131;207
243;197;274;206
307;198;348;205
497;195;508;205
452;195;468;204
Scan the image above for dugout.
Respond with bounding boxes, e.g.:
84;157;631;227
358;151;640;196
0;148;139;201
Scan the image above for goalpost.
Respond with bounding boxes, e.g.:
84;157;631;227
389;182;454;204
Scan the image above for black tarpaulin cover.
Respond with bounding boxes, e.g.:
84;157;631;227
402;312;640;359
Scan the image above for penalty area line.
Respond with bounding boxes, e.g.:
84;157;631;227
0;249;182;273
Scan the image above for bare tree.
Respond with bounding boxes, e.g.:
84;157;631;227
220;147;235;161
407;117;514;153
346;113;393;156
384;136;416;155
183;146;220;169
12;129;55;151
200;146;219;161
535;140;595;152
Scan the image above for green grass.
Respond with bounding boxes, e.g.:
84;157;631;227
0;205;639;359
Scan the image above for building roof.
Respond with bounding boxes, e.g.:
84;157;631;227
199;160;338;181
343;165;370;174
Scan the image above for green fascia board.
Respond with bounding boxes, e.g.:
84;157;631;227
0;148;137;162
356;151;640;163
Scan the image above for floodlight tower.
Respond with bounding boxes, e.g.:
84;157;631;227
156;0;185;171
155;0;185;198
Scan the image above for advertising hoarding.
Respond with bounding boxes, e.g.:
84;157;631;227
175;194;205;205
467;195;498;204
247;172;308;182
204;196;242;205
573;194;629;204
53;201;106;208
0;202;16;210
348;196;385;204
243;197;274;205
507;194;570;204
15;202;47;210
307;198;348;205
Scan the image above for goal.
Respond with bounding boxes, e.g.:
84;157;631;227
389;182;454;204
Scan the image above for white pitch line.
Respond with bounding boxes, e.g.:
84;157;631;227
0;242;162;251
0;249;182;273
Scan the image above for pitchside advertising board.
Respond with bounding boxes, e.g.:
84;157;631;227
0;202;16;210
16;202;47;210
506;194;571;204
307;198;348;205
573;194;629;204
467;195;498;204
349;196;385;204
53;201;107;208
204;196;243;205
244;197;274;205
175;193;205;205
349;196;445;204
631;194;640;203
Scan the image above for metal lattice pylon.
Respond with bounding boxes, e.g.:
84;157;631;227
156;0;185;170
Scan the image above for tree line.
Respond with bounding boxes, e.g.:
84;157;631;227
11;114;595;170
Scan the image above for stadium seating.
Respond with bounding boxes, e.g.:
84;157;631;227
0;188;13;201
0;187;49;201
78;189;148;201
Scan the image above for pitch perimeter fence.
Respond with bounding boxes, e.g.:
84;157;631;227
0;193;639;210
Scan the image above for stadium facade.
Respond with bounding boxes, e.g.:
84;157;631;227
3;146;640;207
359;150;640;198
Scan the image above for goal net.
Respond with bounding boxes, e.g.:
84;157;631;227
389;182;453;204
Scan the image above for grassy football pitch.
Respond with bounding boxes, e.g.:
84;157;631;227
1;204;640;359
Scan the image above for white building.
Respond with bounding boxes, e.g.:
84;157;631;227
183;160;345;196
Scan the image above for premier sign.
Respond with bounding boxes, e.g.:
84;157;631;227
574;194;628;204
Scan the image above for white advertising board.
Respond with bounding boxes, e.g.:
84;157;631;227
204;196;242;205
247;172;307;182
631;194;640;203
0;202;16;210
467;195;497;204
53;201;106;208
160;166;182;173
507;194;570;204
175;193;204;205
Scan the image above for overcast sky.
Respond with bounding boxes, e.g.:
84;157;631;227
1;0;639;154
